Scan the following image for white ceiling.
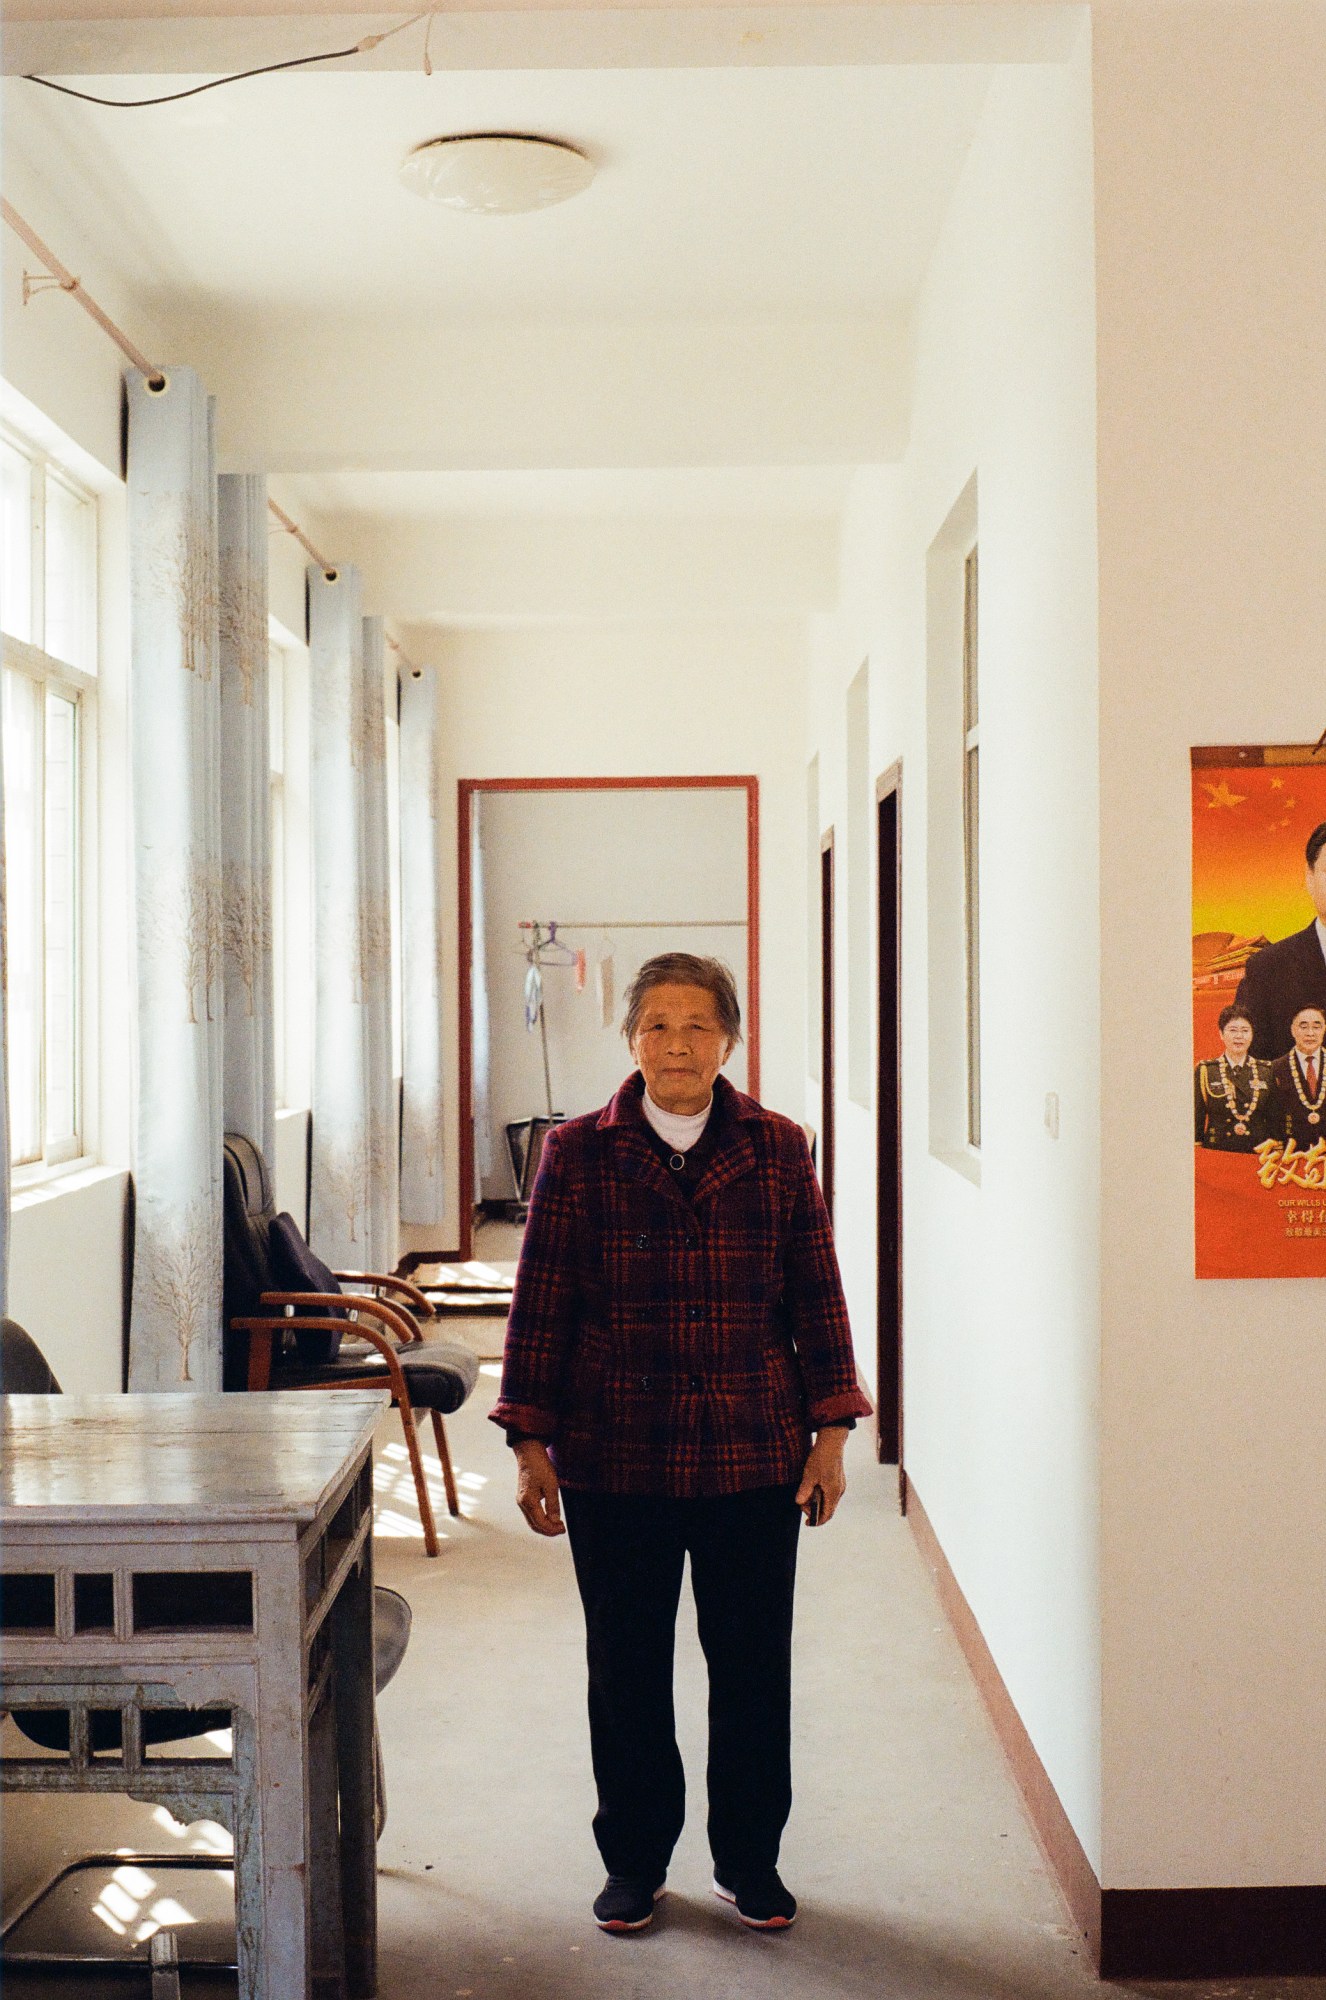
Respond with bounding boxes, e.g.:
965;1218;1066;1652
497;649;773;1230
287;466;856;521
5;63;990;320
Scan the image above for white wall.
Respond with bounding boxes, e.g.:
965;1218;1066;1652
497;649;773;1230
403;615;808;1254
1092;0;1326;1890
477;786;748;1195
805;35;1102;1869
9;1168;129;1391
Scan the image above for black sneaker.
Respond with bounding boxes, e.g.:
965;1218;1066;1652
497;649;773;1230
713;1867;797;1929
593;1874;666;1933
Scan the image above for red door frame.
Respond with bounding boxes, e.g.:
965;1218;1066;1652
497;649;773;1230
457;774;761;1261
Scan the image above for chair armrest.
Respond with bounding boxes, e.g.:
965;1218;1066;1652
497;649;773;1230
233;1312;413;1404
335;1271;437;1319
258;1290;422;1346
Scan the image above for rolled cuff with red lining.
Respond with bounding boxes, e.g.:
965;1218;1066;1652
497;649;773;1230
807;1385;874;1429
488;1398;558;1443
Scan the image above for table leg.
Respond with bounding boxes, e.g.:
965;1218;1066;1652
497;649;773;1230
252;1588;314;1998
332;1540;378;1999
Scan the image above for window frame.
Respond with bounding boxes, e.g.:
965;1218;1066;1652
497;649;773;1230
1;422;99;1182
962;541;981;1152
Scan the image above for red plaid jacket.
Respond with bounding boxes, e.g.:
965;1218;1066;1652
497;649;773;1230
490;1072;871;1496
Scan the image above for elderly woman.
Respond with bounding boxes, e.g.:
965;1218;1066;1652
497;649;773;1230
491;953;869;1936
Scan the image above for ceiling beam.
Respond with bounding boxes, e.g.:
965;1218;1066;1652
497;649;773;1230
5;4;1083;76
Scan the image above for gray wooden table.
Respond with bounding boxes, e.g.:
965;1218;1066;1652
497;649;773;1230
0;1389;389;1999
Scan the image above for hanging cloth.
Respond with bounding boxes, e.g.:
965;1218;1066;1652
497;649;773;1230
525;962;544;1031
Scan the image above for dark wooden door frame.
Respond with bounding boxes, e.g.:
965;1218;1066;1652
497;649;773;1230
819;828;836;1223
456;774;761;1262
875;763;903;1504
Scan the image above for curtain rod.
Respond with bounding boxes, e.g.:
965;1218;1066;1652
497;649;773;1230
1;199;346;585
385;631;426;682
2;197;165;386
2;199;435;655
267;496;335;576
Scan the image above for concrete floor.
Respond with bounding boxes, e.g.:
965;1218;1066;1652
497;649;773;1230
370;1390;1326;2000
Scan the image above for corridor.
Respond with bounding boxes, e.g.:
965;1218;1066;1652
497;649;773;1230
370;1395;1322;2000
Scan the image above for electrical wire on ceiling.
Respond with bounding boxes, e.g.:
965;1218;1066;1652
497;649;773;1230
22;11;434;110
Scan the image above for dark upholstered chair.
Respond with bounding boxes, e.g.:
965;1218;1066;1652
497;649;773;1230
222;1135;478;1556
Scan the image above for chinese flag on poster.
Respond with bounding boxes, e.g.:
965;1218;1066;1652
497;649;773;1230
1192;747;1326;1278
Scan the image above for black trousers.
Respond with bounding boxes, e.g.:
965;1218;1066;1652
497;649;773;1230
562;1483;801;1881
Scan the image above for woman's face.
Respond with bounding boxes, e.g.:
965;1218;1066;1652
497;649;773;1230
1221;1016;1253;1061
1292;1009;1326;1058
631;983;734;1115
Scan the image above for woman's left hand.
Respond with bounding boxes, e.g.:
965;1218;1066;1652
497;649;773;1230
796;1427;848;1525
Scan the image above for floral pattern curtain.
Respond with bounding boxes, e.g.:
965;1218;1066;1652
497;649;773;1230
399;664;446;1225
218;473;275;1168
308;571;395;1272
0;690;10;1317
126;366;225;1389
361;616;397;1267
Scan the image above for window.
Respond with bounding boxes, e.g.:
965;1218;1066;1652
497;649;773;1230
1;426;97;1171
962;543;980;1149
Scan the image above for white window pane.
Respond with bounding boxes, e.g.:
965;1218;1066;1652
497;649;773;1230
268;644;285;775
4;669;43;1162
44;690;78;1151
271;777;285;1107
43;468;96;673
1;442;33;645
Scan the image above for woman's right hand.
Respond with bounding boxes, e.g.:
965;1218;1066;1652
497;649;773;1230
514;1439;566;1537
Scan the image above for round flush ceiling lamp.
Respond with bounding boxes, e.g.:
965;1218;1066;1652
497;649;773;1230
399;133;595;215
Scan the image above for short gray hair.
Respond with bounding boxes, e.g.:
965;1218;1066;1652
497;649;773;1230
622;954;743;1049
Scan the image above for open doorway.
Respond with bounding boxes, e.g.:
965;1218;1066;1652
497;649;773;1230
456;776;760;1265
876;766;903;1499
819;828;836;1221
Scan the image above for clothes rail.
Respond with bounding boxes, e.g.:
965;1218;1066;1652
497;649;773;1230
517;920;746;931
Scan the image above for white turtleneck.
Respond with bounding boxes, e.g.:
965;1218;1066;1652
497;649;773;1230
642;1089;712;1153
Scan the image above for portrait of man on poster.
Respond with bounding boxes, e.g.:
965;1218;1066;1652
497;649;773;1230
1234;820;1326;1059
1268;1004;1326;1148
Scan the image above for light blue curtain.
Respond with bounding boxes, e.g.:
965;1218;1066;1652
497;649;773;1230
308;572;395;1271
218;473;275;1168
126;366;224;1389
0;688;10;1318
399;664;445;1225
361;617;397;1267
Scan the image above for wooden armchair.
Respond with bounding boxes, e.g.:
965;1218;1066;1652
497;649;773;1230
222;1136;479;1558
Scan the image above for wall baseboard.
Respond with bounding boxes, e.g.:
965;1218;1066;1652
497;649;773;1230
902;1473;1102;1958
901;1473;1326;1979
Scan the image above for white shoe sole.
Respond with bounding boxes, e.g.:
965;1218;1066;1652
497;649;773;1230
712;1878;796;1929
596;1884;666;1933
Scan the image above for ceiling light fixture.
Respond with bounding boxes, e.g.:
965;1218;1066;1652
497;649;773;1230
399;133;596;215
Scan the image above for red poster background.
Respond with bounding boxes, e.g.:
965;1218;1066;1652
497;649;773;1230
1192;749;1326;1279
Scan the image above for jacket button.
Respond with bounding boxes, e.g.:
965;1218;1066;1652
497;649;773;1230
636;1233;649;1249
640;1375;651;1390
689;1375;701;1391
688;1305;703;1321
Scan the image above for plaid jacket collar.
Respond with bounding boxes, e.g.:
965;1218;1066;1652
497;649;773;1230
598;1071;760;1209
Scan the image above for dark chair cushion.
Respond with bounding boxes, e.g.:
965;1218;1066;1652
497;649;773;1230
268;1212;346;1365
1;1319;61;1394
279;1339;479;1414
